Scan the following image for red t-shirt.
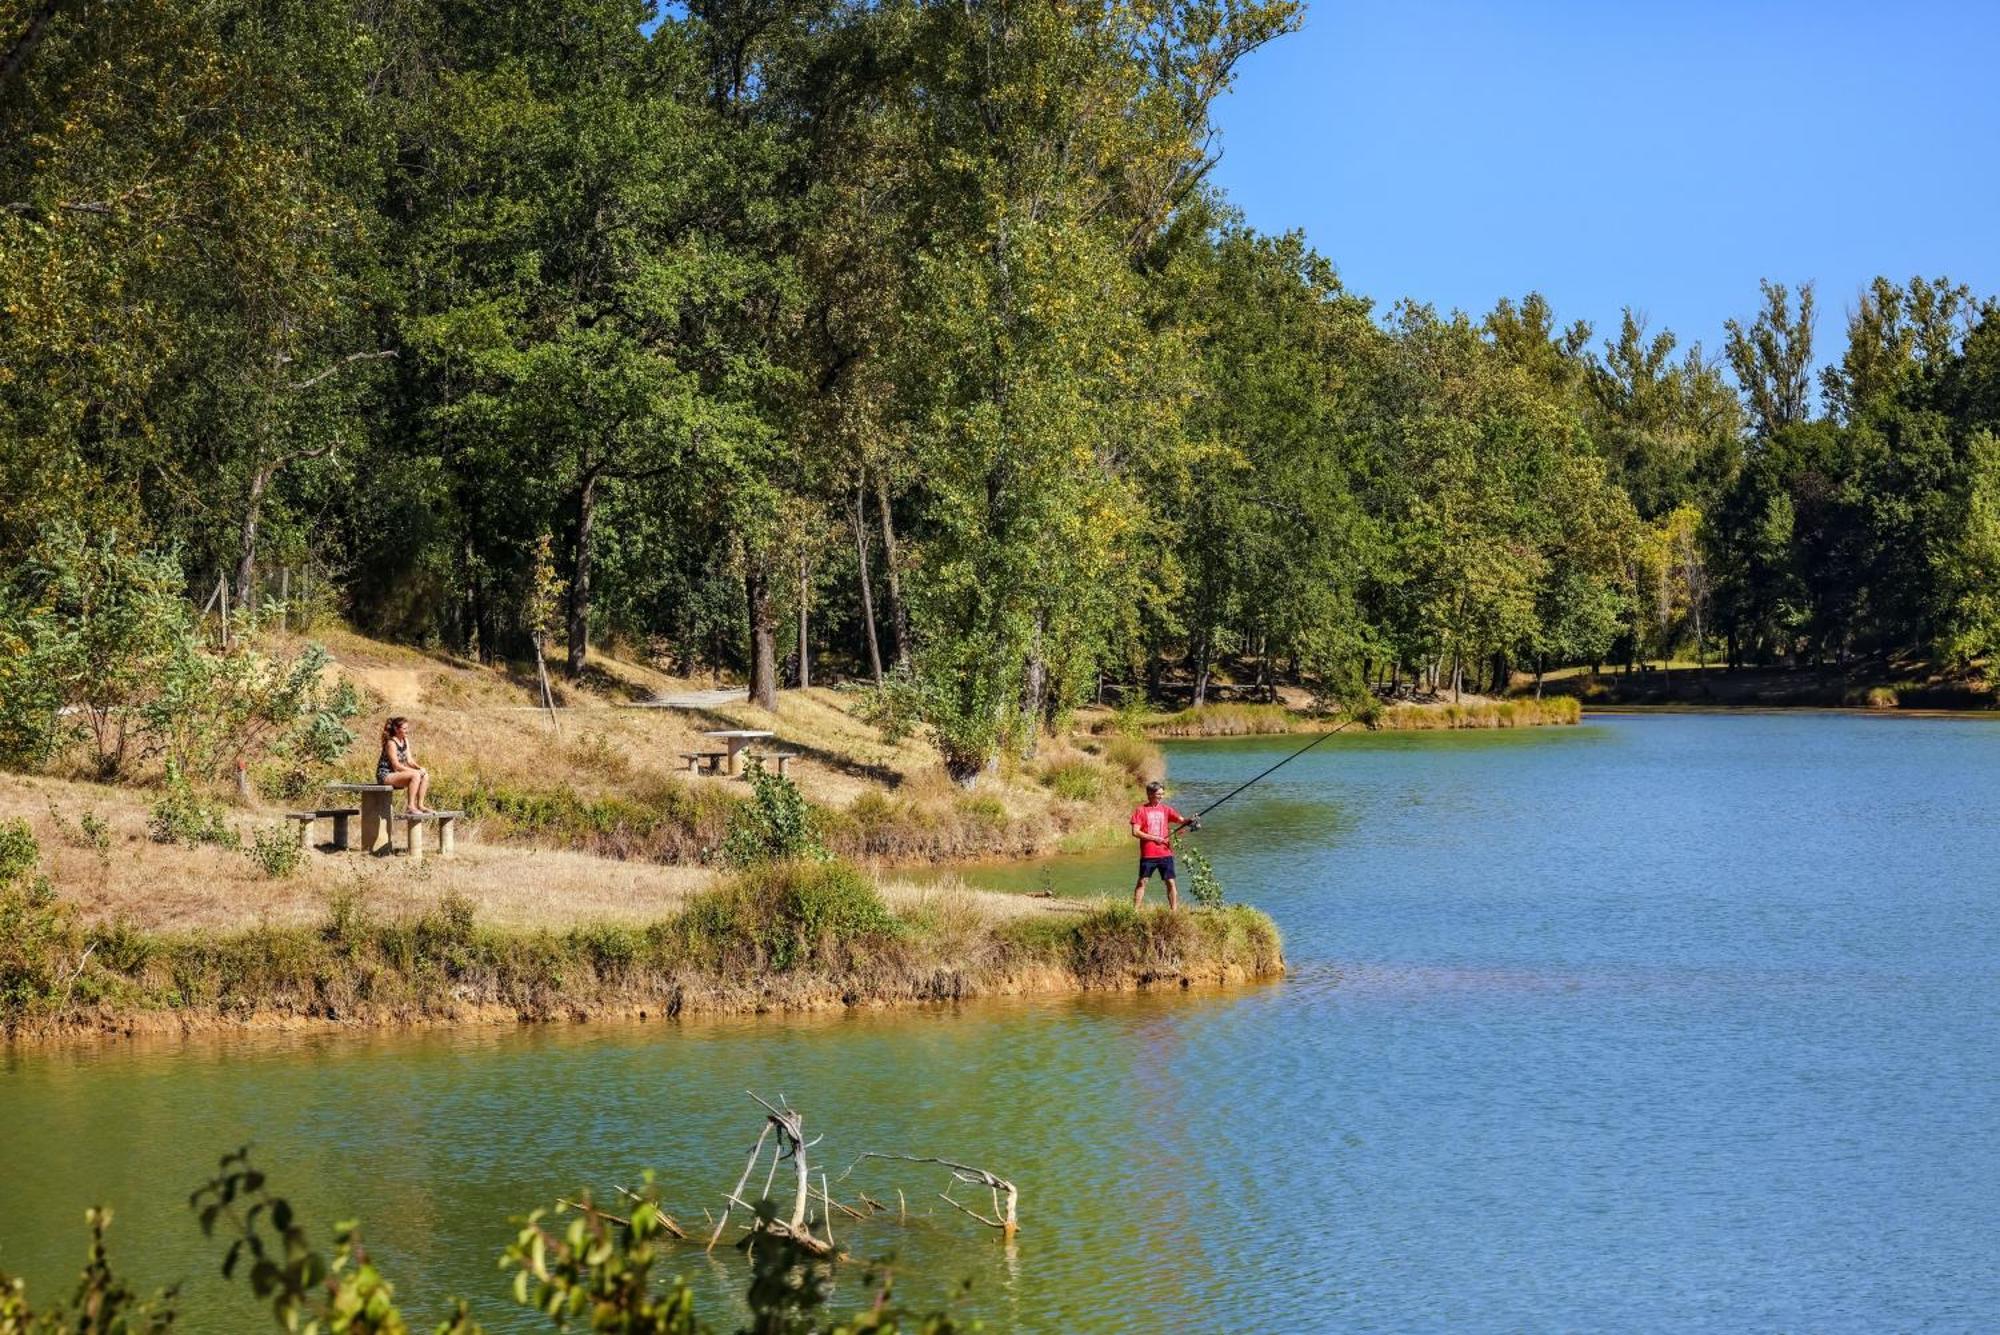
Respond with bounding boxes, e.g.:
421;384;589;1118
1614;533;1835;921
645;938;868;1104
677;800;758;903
1132;802;1184;859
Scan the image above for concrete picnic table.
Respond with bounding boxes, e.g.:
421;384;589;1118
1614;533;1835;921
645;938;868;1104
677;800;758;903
700;729;775;776
326;781;396;853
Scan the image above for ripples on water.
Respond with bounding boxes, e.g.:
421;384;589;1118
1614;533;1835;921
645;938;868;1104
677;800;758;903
4;713;1999;1330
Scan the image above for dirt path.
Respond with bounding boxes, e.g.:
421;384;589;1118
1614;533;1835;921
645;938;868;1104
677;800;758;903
629;688;748;709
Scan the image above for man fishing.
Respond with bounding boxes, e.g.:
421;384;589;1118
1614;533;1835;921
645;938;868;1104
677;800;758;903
1131;779;1198;910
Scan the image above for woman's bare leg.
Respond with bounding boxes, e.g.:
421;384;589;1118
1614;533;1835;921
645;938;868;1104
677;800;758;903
413;770;430;812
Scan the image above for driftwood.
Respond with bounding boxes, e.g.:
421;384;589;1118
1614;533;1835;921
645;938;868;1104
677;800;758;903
571;1093;1017;1273
841;1152;1018;1239
614;1185;689;1239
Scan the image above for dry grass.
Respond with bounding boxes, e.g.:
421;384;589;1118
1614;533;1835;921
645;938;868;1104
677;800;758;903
3;767;1093;939
1075;694;1581;739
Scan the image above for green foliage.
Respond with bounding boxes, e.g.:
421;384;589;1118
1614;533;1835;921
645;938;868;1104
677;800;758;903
1180;845;1225;907
0;1208;178;1334
680;861;900;972
244;826;305;879
1037;760;1104;802
142;638;359;785
4;0;1999;770
852;671;924;746
0;820;70;1023
0;528;191;775
45;801;113;861
8;1149;977;1334
723;765;825;867
147;764;239;849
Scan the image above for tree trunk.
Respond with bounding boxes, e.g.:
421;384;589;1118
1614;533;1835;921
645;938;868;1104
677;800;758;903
234;466;274;610
566;473;599;679
1535;656;1545;698
745;557;778;710
1190;626;1211;708
1020;610;1046;758
796;554;810;689
874;474;910;669
852;483;884;685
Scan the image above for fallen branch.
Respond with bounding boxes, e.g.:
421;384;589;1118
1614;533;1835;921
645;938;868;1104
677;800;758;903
840;1152;1018;1239
614;1185;689;1239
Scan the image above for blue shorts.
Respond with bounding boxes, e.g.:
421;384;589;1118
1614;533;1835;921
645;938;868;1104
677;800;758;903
1138;855;1177;882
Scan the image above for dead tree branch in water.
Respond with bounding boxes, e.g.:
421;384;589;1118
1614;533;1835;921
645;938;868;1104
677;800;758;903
839;1152;1018;1239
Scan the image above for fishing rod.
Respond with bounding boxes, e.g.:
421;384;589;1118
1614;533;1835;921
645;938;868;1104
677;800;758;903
1180;714;1369;828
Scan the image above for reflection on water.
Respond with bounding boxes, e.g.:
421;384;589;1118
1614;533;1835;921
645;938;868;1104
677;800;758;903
5;714;2000;1330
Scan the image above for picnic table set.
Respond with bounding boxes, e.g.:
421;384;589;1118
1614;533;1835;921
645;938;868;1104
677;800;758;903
680;729;797;778
284;728;797;861
285;784;463;861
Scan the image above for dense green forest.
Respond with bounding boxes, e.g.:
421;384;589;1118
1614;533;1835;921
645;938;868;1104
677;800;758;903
6;0;2000;777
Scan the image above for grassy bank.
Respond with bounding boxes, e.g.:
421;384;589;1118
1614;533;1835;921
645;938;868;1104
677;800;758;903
1;857;1283;1041
1101;695;1581;739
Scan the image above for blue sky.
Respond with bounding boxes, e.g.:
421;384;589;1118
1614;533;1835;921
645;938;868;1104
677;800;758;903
1208;0;2000;367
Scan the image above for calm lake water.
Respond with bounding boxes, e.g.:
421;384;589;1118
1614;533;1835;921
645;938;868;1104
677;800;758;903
4;713;1999;1330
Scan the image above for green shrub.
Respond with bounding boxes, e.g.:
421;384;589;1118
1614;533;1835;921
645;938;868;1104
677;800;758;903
142;639;359;784
147;764;238;848
853;668;924;744
46;800;113;859
0;526;190;775
680;860;899;971
85;919;155;974
450;775;732;863
722;763;824;866
1181;844;1225;906
0;820;69;1021
244;824;304;879
1038;759;1104;801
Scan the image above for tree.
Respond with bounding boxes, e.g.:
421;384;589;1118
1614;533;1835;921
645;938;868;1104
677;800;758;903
1725;279;1818;437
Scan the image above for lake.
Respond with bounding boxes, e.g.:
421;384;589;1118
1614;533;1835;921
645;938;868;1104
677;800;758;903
4;713;1998;1330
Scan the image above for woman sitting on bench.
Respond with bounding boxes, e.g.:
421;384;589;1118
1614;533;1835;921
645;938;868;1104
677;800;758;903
377;716;432;814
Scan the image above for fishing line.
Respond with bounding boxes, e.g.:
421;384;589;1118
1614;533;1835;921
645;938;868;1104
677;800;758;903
1187;716;1364;823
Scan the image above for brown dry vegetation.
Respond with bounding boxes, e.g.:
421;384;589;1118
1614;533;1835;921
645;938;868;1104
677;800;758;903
283;633;1142;868
1083;694;1581;739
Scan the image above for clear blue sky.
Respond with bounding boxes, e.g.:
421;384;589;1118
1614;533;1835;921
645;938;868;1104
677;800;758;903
1208;0;2000;366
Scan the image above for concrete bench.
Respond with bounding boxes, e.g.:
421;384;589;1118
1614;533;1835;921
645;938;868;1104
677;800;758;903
398;810;464;863
326;782;396;853
744;751;798;779
680;750;730;775
284;807;361;852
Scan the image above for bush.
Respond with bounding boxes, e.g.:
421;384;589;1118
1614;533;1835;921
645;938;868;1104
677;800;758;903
1181;845;1225;906
0;820;69;1021
680;860;900;971
142;638;360;784
147;764;238;848
0;526;190;776
46;800;113;859
1038;758;1104;801
244;824;304;878
451;775;732;863
85;919;155;974
852;669;924;744
722;763;824;866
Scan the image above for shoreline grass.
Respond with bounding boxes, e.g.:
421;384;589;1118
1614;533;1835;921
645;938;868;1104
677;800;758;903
1105;695;1581;739
2;859;1284;1043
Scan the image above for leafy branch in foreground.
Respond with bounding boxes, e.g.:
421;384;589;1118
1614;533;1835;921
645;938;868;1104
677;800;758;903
0;1142;978;1334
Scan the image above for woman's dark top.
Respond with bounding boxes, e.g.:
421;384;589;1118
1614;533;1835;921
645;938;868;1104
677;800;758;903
377;737;408;784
